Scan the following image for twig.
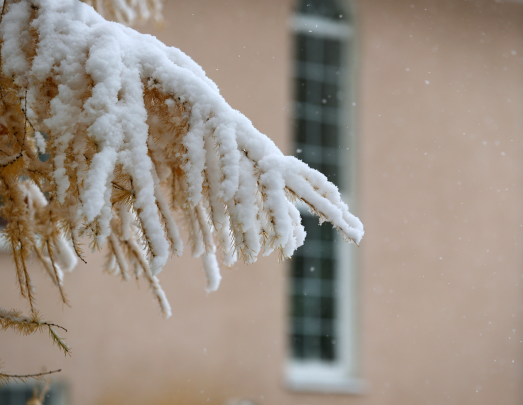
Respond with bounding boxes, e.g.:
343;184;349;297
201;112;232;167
71;231;87;264
22;90;36;132
0;369;61;386
1;369;61;379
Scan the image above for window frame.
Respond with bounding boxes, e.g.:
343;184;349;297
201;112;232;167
285;0;368;394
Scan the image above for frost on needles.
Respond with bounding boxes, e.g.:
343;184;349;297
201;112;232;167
0;0;363;318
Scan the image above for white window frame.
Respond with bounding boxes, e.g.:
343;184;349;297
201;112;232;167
285;1;368;395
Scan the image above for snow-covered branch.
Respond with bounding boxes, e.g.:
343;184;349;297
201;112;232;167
0;0;363;317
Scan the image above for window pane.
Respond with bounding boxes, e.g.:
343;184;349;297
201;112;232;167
304;335;320;359
320;336;336;360
305;37;324;64
291;255;305;278
320;257;335;280
324;39;342;66
322;123;338;147
304;79;322;105
321;296;336;319
295;78;307;103
322;83;340;108
292;334;305;359
321;163;339;183
296;35;307;62
305;121;322;146
295;119;307;144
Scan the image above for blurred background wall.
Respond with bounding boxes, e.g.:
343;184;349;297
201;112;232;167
1;0;523;404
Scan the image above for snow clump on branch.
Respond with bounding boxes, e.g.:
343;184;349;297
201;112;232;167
0;0;363;318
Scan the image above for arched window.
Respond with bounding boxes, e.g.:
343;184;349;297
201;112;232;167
287;0;364;393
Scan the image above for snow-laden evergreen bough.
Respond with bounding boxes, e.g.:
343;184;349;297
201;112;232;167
0;0;363;318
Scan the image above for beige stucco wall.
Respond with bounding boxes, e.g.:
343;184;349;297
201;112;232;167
359;0;523;404
2;0;523;404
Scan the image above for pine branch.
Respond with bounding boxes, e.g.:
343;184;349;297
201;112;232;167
0;368;61;387
0;307;70;356
0;0;364;322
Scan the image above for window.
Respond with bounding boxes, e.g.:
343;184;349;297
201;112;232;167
0;383;67;405
286;0;366;393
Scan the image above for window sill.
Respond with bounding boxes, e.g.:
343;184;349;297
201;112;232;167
285;363;370;395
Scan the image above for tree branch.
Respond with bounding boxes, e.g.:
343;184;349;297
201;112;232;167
0;369;61;387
